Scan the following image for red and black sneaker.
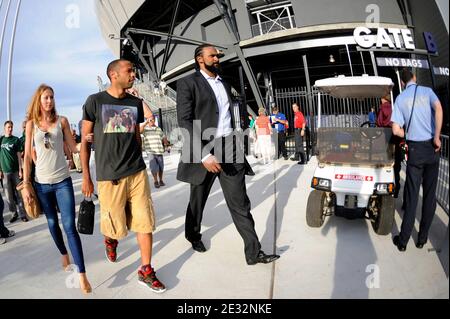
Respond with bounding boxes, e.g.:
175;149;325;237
138;265;166;293
104;238;118;263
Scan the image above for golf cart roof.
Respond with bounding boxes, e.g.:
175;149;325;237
314;75;394;98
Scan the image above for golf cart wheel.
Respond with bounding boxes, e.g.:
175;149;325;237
372;195;395;235
306;190;327;227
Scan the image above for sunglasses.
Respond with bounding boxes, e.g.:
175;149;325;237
44;132;51;149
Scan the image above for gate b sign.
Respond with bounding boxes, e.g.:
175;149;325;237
354;27;416;50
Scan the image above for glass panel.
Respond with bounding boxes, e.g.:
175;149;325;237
317;127;394;166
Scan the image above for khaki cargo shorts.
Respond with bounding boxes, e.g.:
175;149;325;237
98;169;156;240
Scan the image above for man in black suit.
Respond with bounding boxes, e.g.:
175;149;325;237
176;44;280;265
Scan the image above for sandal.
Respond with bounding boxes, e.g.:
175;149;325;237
159;181;166;187
154;181;160;188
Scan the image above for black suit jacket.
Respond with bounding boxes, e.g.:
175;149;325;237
176;71;254;185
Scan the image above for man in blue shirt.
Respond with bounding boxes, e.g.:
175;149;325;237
391;68;443;252
270;106;289;160
368;107;376;127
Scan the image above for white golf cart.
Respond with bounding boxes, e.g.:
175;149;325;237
306;75;396;235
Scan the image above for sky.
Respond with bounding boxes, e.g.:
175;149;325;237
0;0;115;134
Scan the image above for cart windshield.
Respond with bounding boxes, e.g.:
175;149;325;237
317;127;394;166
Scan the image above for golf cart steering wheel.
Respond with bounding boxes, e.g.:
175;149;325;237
359;122;383;140
360;121;374;128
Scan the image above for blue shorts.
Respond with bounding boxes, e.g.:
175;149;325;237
149;154;164;174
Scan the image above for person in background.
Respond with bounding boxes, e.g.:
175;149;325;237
270;106;288;160
1;194;16;244
255;107;273;164
248;114;257;157
376;95;402;198
0;121;28;223
141;114;169;188
368;107;377;127
291;103;307;165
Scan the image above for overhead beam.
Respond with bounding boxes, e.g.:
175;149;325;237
126;27;227;49
159;0;182;79
123;31;158;81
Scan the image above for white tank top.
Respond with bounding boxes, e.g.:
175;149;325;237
34;117;70;184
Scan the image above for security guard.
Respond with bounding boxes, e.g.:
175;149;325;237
391;68;443;251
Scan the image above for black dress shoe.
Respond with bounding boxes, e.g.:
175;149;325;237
247;251;280;265
393;235;406;252
191;240;207;253
416;236;427;248
416;241;426;249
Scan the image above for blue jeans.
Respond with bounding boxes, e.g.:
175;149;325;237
34;177;86;273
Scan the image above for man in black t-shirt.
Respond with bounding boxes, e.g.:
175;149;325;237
81;59;165;293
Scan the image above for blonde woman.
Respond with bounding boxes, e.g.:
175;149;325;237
22;84;91;294
255;107;273;164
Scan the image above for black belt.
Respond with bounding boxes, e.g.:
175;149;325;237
407;139;433;144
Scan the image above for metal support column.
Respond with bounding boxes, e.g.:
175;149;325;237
263;72;274;107
7;0;21;121
238;66;248;120
239;66;250;155
159;0;181;79
158;108;164;131
0;0;13;67
124;31;158;81
370;51;379;76
303;55;315;155
395;68;403;93
214;0;265;108
345;44;354;76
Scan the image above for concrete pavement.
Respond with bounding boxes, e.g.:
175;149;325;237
0;154;448;299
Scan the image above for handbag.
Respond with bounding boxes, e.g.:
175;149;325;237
16;181;41;219
401;85;419;162
77;198;95;235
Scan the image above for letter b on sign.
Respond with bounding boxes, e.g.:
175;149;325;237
424;32;438;54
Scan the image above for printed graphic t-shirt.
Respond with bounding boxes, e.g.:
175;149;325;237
0;135;21;173
83;91;146;181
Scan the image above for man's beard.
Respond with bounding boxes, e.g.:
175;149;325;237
205;63;222;75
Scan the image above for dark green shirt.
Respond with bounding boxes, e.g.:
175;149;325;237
0;135;21;173
19;132;25;153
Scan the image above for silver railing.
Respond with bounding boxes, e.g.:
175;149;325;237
437;135;449;215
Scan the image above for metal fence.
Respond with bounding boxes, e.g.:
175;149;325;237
274;87;380;157
437;135;449;215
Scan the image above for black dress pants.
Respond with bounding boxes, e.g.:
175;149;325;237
185;136;261;261
276;131;287;158
399;140;440;245
294;128;306;163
